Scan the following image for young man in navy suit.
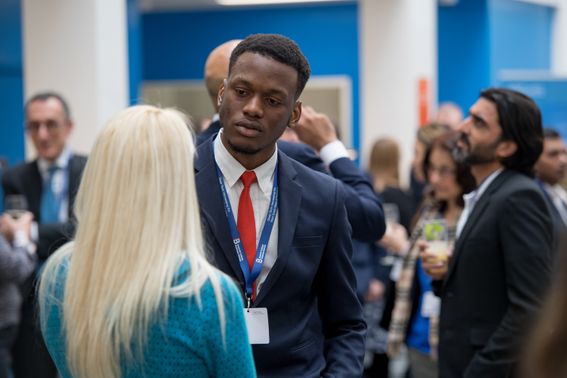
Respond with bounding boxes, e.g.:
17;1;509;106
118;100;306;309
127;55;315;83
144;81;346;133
200;39;385;244
195;34;365;377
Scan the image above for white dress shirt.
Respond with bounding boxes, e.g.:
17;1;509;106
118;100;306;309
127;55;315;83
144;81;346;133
214;131;279;295
544;183;567;226
456;168;503;238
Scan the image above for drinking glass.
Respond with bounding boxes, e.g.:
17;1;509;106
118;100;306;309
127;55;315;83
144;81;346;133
4;195;28;219
423;219;449;263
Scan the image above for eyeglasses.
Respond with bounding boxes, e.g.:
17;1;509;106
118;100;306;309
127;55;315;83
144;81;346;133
427;165;456;178
26;120;62;133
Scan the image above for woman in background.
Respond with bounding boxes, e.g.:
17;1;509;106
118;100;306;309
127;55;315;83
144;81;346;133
38;105;255;378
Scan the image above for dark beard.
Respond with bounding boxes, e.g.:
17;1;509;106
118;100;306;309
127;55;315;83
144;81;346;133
453;134;500;166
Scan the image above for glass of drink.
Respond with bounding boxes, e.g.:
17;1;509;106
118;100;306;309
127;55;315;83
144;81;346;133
4;195;28;219
423;219;449;263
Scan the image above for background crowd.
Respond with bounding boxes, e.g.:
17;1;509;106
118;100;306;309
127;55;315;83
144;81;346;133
0;33;566;378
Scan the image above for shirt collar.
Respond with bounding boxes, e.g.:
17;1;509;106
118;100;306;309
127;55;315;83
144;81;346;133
545;183;567;204
213;129;278;195
37;146;72;176
463;168;503;206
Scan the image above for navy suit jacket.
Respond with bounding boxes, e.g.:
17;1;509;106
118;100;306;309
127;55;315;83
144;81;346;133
195;139;366;377
198;120;385;242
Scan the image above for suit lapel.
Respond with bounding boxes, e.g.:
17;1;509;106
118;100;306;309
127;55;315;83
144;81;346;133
444;170;509;286
26;161;43;220
195;140;244;281
254;152;302;305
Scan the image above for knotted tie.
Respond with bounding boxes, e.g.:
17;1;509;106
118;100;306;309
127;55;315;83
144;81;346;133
40;165;61;223
238;171;257;271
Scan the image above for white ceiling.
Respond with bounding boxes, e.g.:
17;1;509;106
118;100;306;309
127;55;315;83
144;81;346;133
139;0;355;12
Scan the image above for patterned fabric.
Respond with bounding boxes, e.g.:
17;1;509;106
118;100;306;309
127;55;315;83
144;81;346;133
387;203;458;360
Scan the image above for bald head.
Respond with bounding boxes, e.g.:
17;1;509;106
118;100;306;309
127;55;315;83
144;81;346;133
434;102;463;130
204;39;241;112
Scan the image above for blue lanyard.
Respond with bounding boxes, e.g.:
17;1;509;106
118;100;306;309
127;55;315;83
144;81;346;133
215;163;278;304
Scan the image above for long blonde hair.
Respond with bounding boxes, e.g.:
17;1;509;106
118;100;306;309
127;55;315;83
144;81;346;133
39;105;224;378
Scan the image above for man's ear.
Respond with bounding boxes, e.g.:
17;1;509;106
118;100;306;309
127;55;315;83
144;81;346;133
288;101;302;127
496;140;518;159
217;79;227;107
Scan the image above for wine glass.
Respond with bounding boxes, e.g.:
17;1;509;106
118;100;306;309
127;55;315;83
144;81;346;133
4;195;28;219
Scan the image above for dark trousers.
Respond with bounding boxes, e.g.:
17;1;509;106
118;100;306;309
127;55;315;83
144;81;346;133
0;325;18;378
11;296;56;378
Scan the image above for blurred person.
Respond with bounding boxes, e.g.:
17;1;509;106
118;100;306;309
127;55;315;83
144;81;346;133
0;212;36;378
385;132;475;378
421;88;552;377
522;235;567;378
433;102;463;130
199;39;385;243
409;123;452;212
38;105;255;378
2;92;87;378
195;33;365;377
534;128;567;249
368;137;415;232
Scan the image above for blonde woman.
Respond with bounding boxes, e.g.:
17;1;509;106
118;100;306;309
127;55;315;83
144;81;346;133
38;105;255;378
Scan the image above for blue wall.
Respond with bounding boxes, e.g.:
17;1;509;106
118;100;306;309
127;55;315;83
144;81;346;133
0;0;25;167
438;0;491;113
142;3;361;150
490;0;553;80
127;0;142;104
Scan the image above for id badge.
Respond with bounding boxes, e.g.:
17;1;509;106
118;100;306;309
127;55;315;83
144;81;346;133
421;291;441;318
244;307;270;344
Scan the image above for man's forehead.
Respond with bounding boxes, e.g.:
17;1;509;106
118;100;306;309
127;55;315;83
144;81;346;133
544;138;567;151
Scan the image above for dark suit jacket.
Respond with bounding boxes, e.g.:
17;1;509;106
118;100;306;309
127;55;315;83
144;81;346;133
195;139;366;377
2;155;87;262
198;120;385;242
535;178;565;258
436;170;552;378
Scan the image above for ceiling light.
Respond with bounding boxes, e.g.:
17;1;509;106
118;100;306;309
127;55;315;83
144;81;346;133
216;0;344;6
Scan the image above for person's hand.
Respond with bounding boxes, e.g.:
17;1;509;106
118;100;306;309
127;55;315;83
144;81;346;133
378;223;409;256
292;105;338;151
418;240;450;280
364;279;385;302
0;212;33;242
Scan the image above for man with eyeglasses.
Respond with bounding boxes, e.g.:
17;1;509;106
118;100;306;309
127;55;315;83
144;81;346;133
420;88;552;377
2;92;86;378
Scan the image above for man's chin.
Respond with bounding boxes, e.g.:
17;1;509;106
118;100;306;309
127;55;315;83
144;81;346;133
227;140;260;156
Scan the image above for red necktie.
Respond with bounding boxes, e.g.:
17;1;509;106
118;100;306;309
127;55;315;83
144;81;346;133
238;171;257;271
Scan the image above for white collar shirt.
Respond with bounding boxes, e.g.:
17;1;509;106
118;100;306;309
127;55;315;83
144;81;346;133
456;168;503;238
213;130;279;295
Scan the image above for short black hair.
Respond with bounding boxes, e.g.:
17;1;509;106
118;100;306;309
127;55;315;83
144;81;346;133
543;128;561;140
25;91;71;120
228;34;311;99
480;88;543;177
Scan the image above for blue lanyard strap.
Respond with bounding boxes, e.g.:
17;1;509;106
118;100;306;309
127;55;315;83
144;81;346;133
215;163;278;302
